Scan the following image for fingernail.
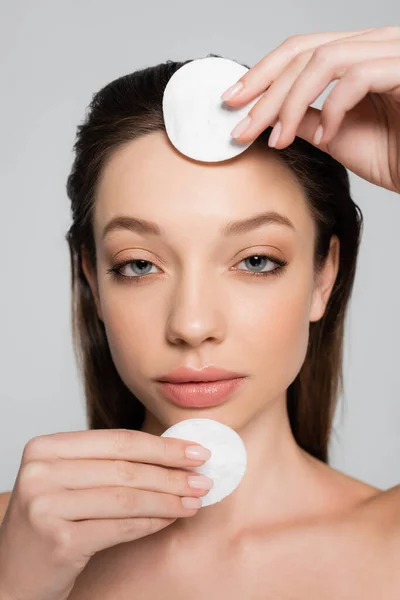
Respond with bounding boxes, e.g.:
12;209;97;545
221;81;244;101
230;115;252;139
185;446;212;461
182;496;202;509
313;124;324;145
268;121;281;148
188;475;214;489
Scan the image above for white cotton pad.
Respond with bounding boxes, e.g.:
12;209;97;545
162;57;263;162
161;418;247;507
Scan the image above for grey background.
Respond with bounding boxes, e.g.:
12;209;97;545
0;1;399;492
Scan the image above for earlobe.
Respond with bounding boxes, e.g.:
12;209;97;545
81;245;103;322
309;290;325;323
309;235;340;323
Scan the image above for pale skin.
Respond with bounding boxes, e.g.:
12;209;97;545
87;132;347;537
73;135;394;595
71;132;383;599
1;25;400;598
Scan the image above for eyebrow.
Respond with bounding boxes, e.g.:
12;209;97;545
102;210;296;241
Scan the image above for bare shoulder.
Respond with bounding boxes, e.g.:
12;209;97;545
250;456;395;598
0;491;12;525
301;456;400;597
345;482;400;595
301;450;382;509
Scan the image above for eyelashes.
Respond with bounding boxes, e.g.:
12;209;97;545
106;254;288;284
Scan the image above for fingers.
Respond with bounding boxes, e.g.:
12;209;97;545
3;430;213;596
66;516;179;557
319;56;400;146
222;28;377;106
274;40;400;148
22;429;211;469
326;25;400;47
18;457;213;498
232;50;312;143
224;27;400;149
29;486;203;522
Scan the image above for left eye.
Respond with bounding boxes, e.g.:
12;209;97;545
237;255;278;273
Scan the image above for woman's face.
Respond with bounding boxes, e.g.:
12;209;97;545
82;130;339;433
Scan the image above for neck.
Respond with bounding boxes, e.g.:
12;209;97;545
140;393;329;543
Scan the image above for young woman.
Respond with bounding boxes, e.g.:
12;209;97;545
0;26;399;600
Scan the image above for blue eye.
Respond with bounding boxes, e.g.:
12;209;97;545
237;255;281;274
120;259;156;276
107;254;288;283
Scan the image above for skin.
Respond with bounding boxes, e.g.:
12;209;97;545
1;25;399;597
80;128;378;547
70;129;395;597
221;27;400;194
0;128;398;596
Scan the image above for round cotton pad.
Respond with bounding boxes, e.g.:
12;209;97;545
161;418;247;507
162;57;263;162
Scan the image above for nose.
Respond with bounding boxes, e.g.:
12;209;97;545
165;269;225;348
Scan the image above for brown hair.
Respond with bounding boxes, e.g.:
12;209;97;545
65;54;363;464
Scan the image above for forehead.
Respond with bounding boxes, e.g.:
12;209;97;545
94;130;314;240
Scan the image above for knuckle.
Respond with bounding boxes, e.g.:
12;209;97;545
112;429;135;455
117;517;139;536
18;461;50;501
21;460;49;483
22;436;47;462
164;466;182;489
118;517;165;539
147;516;172;532
146;517;159;532
115;486;135;510
283;35;304;57
161;438;178;464
51;524;76;563
312;45;333;66
27;494;53;525
115;459;139;484
292;48;313;68
347;63;368;83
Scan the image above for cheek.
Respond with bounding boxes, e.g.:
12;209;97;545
234;272;313;386
98;290;153;381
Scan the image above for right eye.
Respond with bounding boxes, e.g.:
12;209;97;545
107;259;160;281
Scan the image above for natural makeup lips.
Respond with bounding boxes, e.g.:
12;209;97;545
156;377;247;408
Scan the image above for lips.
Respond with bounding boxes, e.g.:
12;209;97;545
157;365;246;383
156;377;247;408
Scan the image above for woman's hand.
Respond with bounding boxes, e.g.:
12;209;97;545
222;26;400;194
0;429;213;600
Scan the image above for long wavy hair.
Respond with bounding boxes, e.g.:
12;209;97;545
65;54;363;464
